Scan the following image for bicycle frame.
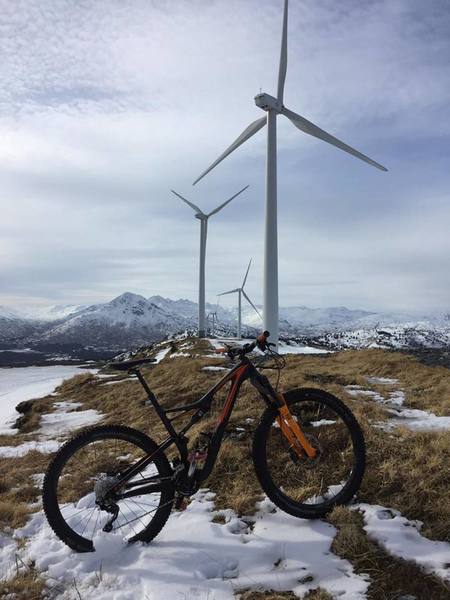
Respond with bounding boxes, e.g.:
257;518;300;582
112;355;316;501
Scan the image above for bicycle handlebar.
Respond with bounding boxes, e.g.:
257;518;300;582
215;331;275;360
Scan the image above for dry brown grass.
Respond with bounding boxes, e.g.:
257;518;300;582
329;506;450;599
0;450;50;530
0;559;47;600
281;348;450;416
0;574;47;600
15;341;446;536
1;340;449;596
359;426;450;541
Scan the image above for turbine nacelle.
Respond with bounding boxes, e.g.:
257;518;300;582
254;93;283;113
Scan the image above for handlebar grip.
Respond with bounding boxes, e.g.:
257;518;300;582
256;330;270;350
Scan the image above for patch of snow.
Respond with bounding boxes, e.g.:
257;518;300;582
0;348;42;354
350;380;450;432
0;366;97;436
278;342;330;355
365;376;399;385
310;419;337;427
153;347;170;363
170;352;190;358
345;385;385;402
202;366;228;372
11;492;368;600
356;503;450;583
0;534;18;580
99;378;136;386
39;405;103;438
0;440;61;458
382;408;450;432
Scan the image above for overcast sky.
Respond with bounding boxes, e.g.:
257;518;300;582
0;0;449;314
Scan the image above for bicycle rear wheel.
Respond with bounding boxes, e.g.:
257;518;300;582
252;388;365;518
43;425;174;552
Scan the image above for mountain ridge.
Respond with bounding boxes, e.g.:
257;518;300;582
1;292;449;351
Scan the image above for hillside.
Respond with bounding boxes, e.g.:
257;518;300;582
0;339;449;598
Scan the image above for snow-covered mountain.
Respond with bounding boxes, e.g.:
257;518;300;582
19;304;87;321
0;293;449;352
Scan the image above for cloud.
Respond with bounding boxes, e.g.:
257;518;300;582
0;0;449;312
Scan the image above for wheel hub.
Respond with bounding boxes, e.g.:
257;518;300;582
289;434;322;469
94;474;121;504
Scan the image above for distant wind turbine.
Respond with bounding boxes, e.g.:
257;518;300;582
171;185;249;337
193;0;387;346
218;259;261;338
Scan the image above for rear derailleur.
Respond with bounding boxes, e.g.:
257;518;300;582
94;474;122;532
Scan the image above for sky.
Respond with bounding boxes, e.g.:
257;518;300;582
0;0;449;315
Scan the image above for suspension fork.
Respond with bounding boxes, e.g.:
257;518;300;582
252;372;317;459
276;398;317;459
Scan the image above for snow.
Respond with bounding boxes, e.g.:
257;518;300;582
277;342;330;355
0;400;103;457
356;504;450;583
345;385;384;402
208;337;330;355
5;492;369;600
383;407;450;431
39;402;103;437
365;376;399;385
153;347;170;363
202;366;228;372
346;380;450;432
0;440;61;458
99;378;136;386
0;366;97;436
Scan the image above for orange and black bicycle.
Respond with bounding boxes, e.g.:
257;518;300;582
43;332;365;552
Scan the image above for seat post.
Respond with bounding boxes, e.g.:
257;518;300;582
133;369;155;401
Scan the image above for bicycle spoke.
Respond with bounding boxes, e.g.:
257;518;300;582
113;499;172;531
80;508;96;536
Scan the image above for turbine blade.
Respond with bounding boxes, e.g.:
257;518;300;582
242;290;262;319
193;117;267;185
277;0;288;103
171;190;205;215
242;258;252;288
282;107;388;171
217;288;240;296
207;185;249;217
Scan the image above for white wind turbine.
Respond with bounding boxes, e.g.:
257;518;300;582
193;0;387;346
171;185;249;337
218;259;262;339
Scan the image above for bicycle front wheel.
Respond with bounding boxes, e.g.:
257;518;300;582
252;388;365;518
43;425;174;552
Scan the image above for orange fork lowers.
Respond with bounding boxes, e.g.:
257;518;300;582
277;398;317;459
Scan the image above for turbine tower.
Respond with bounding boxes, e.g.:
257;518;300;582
171;185;249;337
218;259;261;338
193;0;387;346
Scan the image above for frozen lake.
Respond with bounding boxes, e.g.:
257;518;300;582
0;365;96;435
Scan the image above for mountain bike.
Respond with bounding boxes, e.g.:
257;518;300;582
43;332;366;552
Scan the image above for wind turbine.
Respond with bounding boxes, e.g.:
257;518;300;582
193;0;387;346
218;259;262;338
171;185;249;337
